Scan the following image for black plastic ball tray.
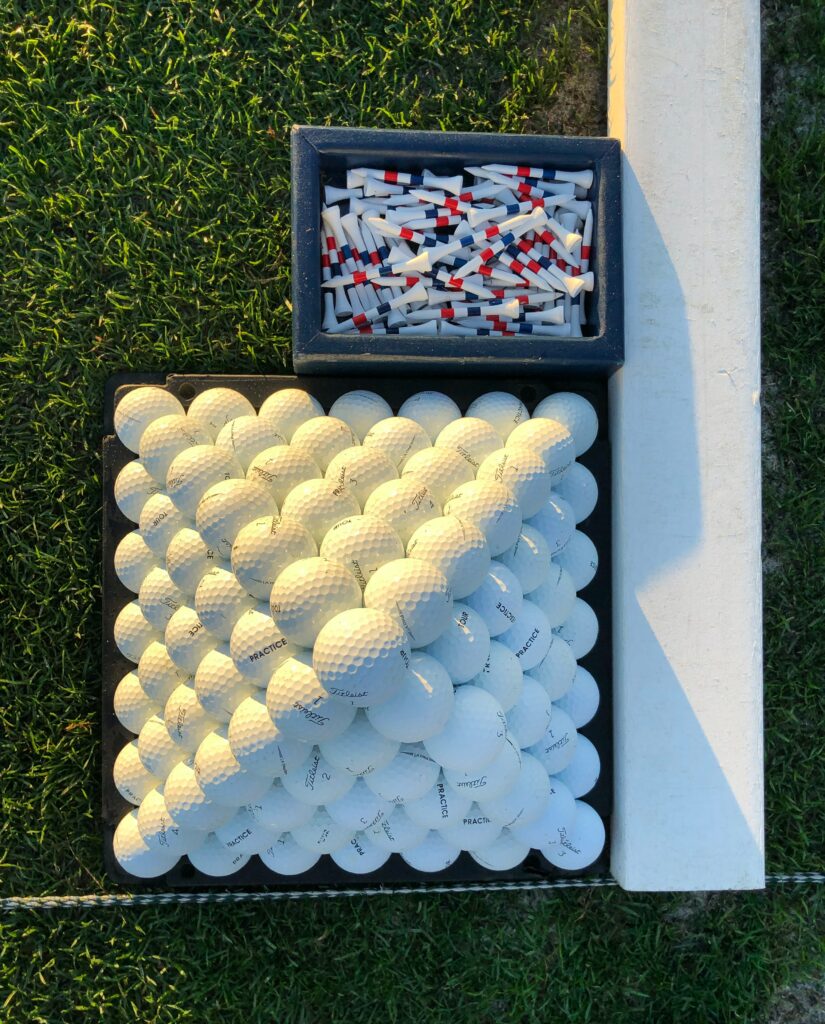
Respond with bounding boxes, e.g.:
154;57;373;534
102;372;613;891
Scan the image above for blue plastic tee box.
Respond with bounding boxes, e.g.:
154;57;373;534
291;124;623;377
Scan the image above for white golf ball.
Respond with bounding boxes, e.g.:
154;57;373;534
215;806;279;857
435;417;504;471
363;478;442;545
139;493;190;558
439;804;501;852
194;644;255;722
465;562;524;638
114;460;164;522
250;780;315;833
443;735;522;803
362;416;431;470
541;800;605;869
313;607;410;707
423;685;506;773
164;681;219;752
401;830;461;872
364;744;441;804
270;556;361;648
325;778;392;831
290;416;358;472
554;734;600;798
165;445;244;517
406;515;490;599
231;515;317;601
115;387;185;453
554;598;599;659
532;392;598;457
553;461;598;523
328;390;393;441
366;652;454;743
527;706;578;775
506;675;553;748
186;388;255;439
319;515;404;591
246;445;323;505
469;640;523;713
397;391;461;442
403;775;473;830
194;727;272;805
113;740;161;804
138;566;186;630
259;833;320;875
320;711;399;777
529;562;576;627
258;388;324;440
166;527;226;597
215;415;287;471
137;640;190;703
164;606;216;674
194;567;255;641
526;633;578;702
555;529;598;591
281;747;354;806
363;557;452;648
279;478;360;544
115;531;159;593
466;392;530;440
137;786;205;857
324;446;398;507
500;599;553;672
425;602;490;683
506;418;575;483
497;524;551;595
187;833;250;877
508;777;577;847
229;603;293;684
139;415;212;482
477;445;552;519
525;496;575;556
470;830;530;870
195;478;276;559
114;670;160;734
554;666;600;727
114;601;161;663
331;835;391;874
137;714;185;779
368;808;427;853
228;693;312;780
479;753;550;829
400;447;475;504
443;480;522;557
113;809;178;878
267;652;356;742
163;758;236;832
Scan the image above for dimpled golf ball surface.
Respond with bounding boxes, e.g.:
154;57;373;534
439;804;502;852
115;387;185;453
229;604;293;684
507;418;575;483
365;744;440;804
114;740;161;804
320;515;404;591
163;758;236;832
532;392;598;457
114;671;160;734
403;776;472;829
479;752;550;828
506;675;553;748
231;516;317;601
363;478;441;545
188;832;250;877
164;606;216;674
325;778;391;831
363;558;452;648
246;446;322;505
397;391;461;442
527;632;578;702
251;781;315;832
194;728;271;806
555;529;599;591
554;666;600;728
215;416;286;471
401;830;461;872
139;415;212;482
320;711;399;777
331;835;391;874
138;567;185;630
195;478;275;558
312;608;409;707
166;527;225;596
186;388;255;439
555;734;601;797
541;799;605;869
444;735;522;802
194;645;254;722
423;686;507;773
368;808;427;853
527;705;578;775
114;601;161;662
526;496;575;556
508;777;577;848
366;651;454;742
139;493;189;557
553;461;598;523
426;602;490;684
137;640;190;702
530;563;577;628
470;831;530;871
259;834;319;875
465;562;524;638
501;599;553;672
435;417;503;470
289;416;357;473
115;531;158;593
324;446;398;507
113;809;178;878
443;480;521;557
195;567;255;641
279;479;360;544
362;416;431;470
281;748;354;806
466;392;529;442
400;447;474;504
166;445;244;517
406;516;490;599
228;694;310;778
267;653;356;742
498;524;551;595
470;641;523;713
270;556;361;648
328;390;393;441
554;598;599;659
164;682;218;752
258;388;324;440
477;446;552;519
114;460;163;522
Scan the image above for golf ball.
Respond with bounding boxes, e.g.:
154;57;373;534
186;388;255;439
115;387;185;453
466;392;529;442
400;447;474;504
423;685;507;773
215;416;287;471
258;388;324;440
366;651;454;743
406;515;490;599
165;445;244;518
363;478;442;545
195;478;275;558
246;445;323;505
532;392;598;457
397;391;461;442
443;480;522;557
425;602;490;684
362;416;431;470
328;390;393;441
114;531;159;593
465;562;524;638
267;652;356;743
279;478;360;544
114;459;163;522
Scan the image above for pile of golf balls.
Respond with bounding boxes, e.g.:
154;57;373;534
321;163;594;338
111;384;604;879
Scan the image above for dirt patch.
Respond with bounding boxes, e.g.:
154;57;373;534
766;979;825;1024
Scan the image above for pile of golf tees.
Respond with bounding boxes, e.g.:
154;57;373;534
321;163;594;338
111;385;604;880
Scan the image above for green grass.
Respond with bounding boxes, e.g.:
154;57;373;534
0;0;823;1021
